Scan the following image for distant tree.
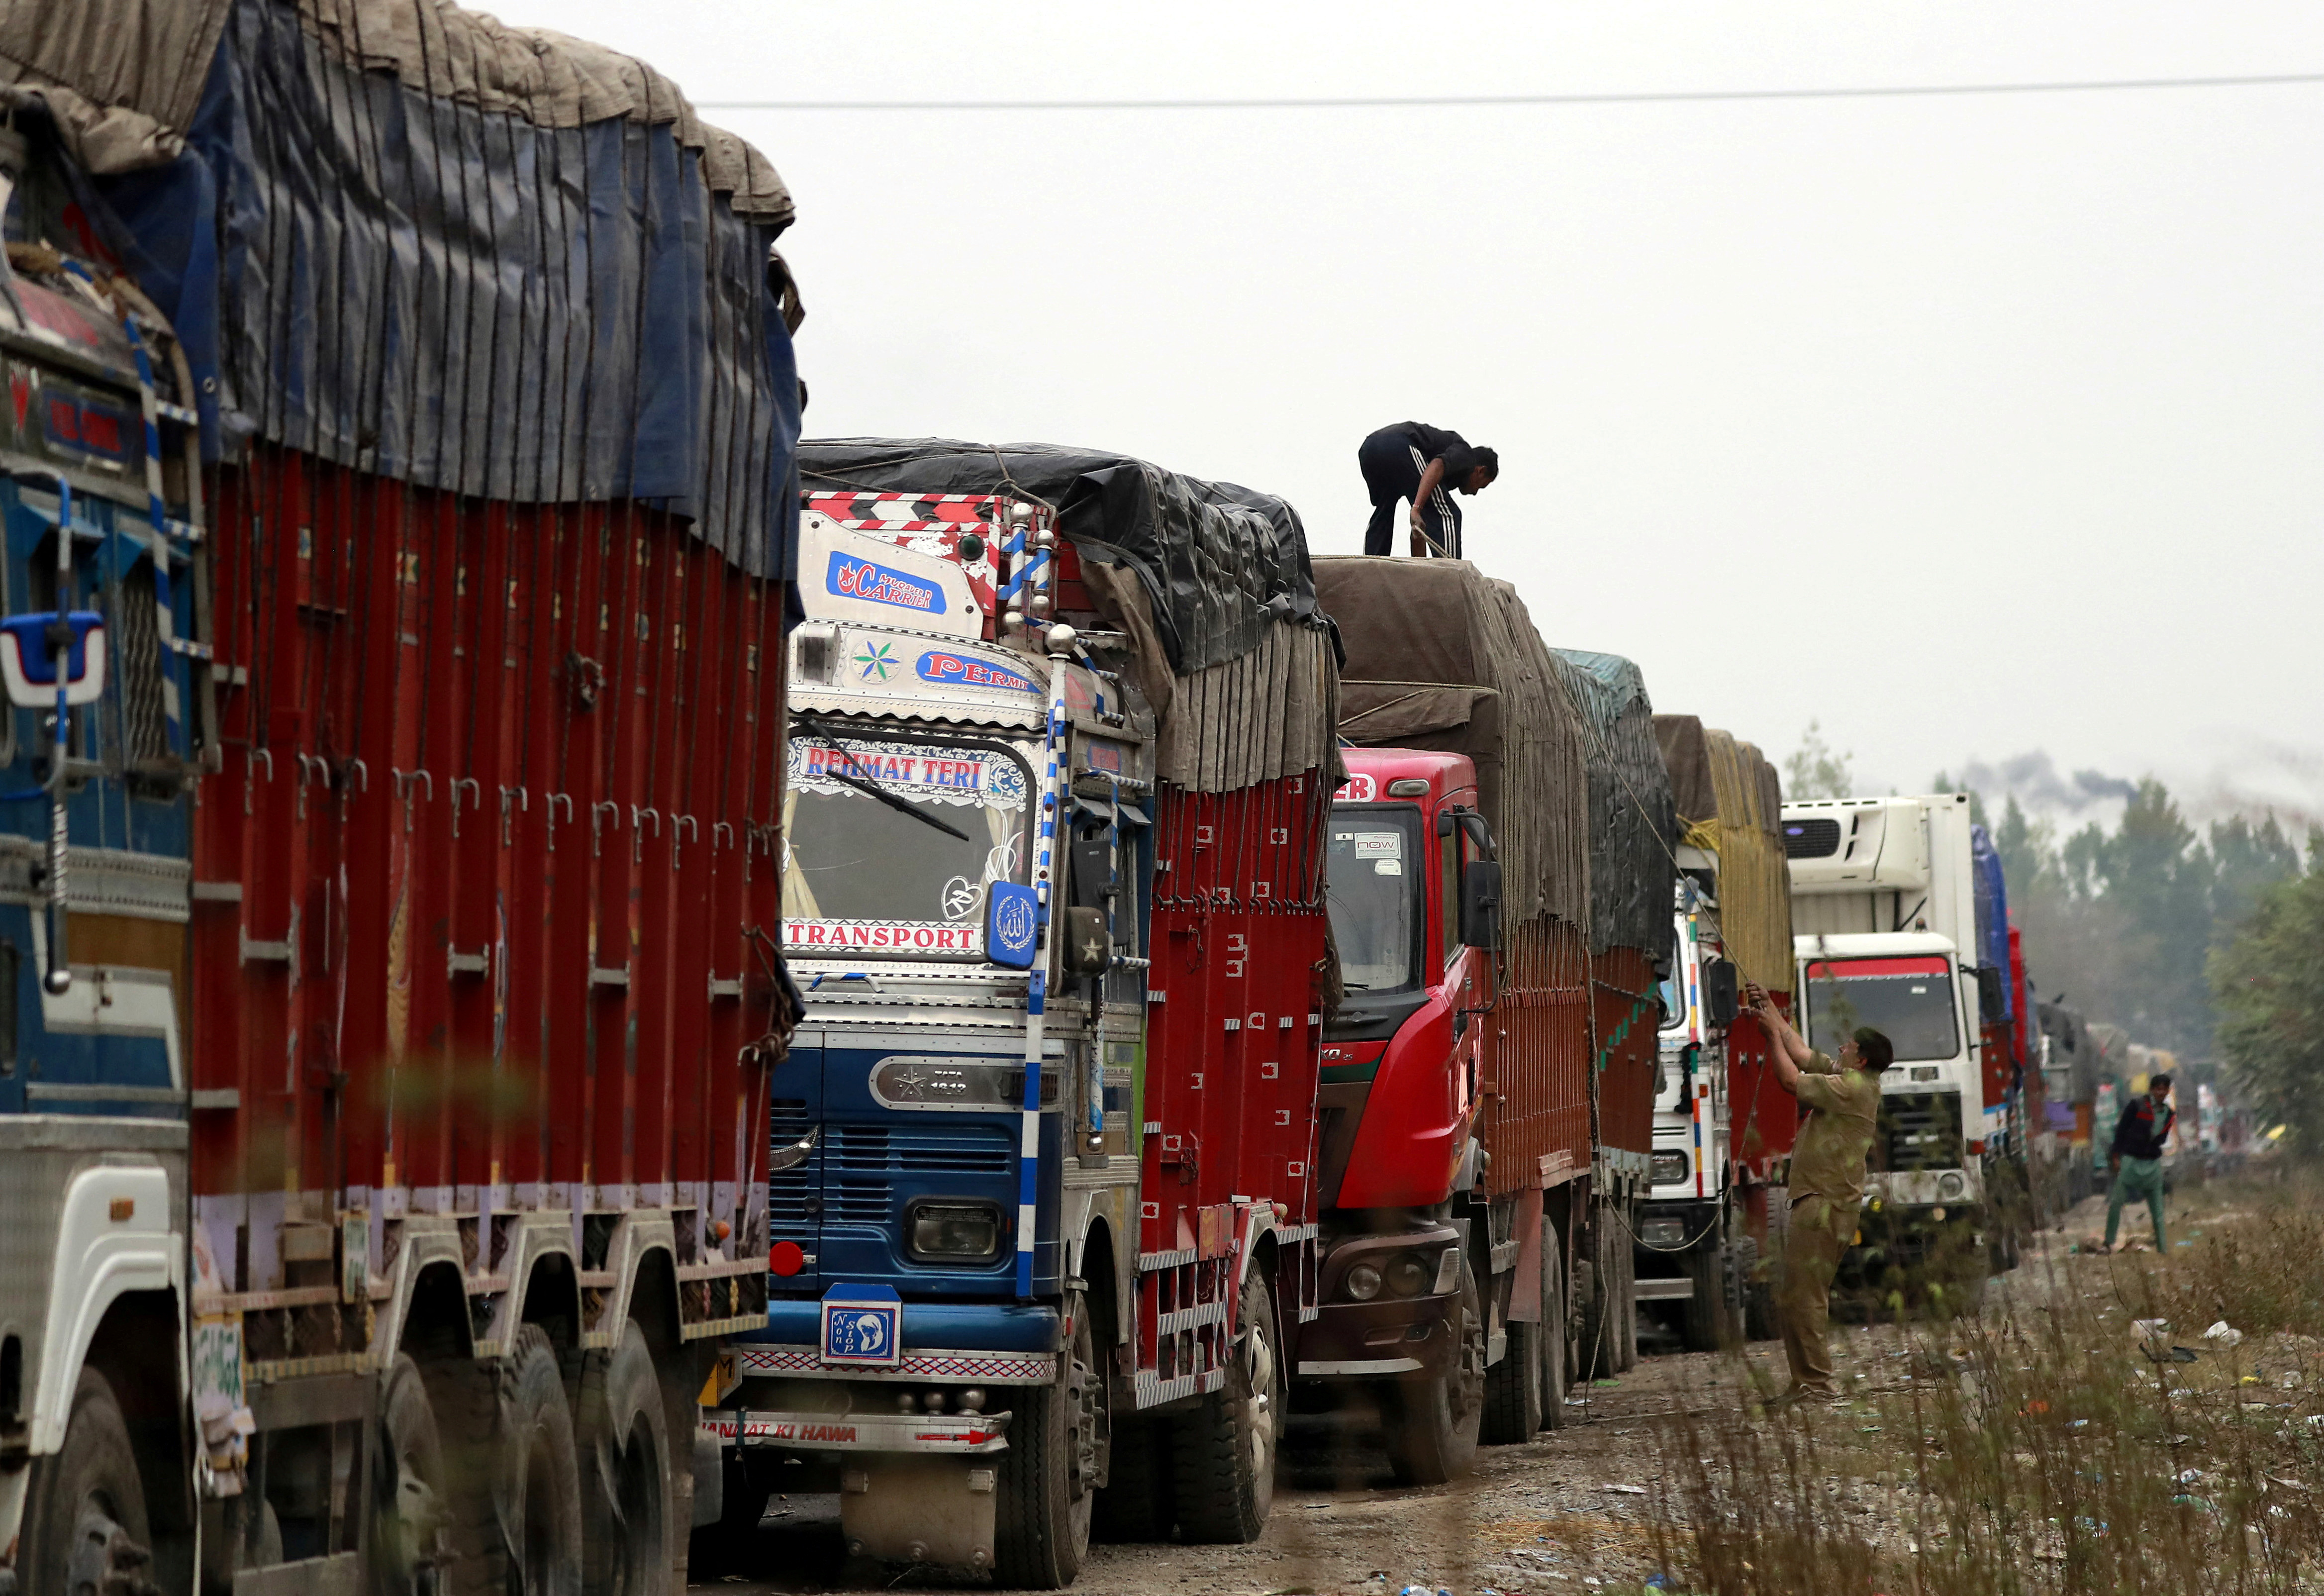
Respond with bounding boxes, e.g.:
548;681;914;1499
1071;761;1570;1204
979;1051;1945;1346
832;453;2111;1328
1785;720;1854;799
2211;832;2324;1148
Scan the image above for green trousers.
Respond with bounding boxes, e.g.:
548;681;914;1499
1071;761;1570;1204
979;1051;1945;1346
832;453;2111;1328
1777;1194;1858;1396
2105;1156;2166;1249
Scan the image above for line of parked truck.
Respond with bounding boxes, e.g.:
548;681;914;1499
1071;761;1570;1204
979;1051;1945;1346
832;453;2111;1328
1;4;2099;1593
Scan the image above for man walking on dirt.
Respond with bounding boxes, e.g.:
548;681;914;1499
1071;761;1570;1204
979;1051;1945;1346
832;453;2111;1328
2101;1073;2175;1253
1358;422;1498;557
1745;982;1892;1402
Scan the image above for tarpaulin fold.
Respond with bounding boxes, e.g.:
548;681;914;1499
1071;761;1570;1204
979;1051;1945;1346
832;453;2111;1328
1653;713;1792;996
1549;649;1677;961
0;0;800;581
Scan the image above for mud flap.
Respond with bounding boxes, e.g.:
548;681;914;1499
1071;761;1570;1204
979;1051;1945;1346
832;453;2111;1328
841;1455;1000;1572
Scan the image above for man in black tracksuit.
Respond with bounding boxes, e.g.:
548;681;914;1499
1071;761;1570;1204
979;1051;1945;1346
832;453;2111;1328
2103;1073;2174;1252
1358;422;1499;558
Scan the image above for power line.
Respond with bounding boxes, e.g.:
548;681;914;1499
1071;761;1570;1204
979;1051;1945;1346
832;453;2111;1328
696;71;2324;112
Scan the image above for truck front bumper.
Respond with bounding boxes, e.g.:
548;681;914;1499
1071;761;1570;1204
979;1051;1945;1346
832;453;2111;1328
1295;1221;1465;1380
704;1408;1013;1454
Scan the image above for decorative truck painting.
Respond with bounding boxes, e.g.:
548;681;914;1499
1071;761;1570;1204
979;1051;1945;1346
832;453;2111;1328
710;443;1340;1588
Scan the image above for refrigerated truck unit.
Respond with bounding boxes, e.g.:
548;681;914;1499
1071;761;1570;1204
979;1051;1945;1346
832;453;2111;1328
714;459;1338;1585
1782;795;1999;1296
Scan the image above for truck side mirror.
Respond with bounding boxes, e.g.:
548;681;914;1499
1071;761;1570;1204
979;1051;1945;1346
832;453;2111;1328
1703;959;1739;1026
985;882;1039;970
1975;965;2005;1019
1459;859;1501;950
1061;905;1111;977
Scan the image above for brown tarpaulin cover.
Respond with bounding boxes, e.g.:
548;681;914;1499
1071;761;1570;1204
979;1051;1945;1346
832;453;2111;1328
1653;714;1793;996
1316;557;1590;930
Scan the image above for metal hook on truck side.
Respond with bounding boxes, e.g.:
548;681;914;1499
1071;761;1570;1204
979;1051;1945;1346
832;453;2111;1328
593;800;621;858
391;768;431;834
545;792;573;852
449;777;480;838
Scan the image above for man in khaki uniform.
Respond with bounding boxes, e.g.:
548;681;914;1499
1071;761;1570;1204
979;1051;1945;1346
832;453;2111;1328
1746;982;1892;1401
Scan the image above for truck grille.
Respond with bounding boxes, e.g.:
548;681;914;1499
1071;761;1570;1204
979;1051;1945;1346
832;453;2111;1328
831;1124;1011;1175
1782;817;1842;859
828;1180;892;1225
770;1099;813;1226
1879;1091;1964;1172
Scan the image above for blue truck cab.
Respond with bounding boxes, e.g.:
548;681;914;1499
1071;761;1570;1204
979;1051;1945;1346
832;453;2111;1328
710;502;1155;1583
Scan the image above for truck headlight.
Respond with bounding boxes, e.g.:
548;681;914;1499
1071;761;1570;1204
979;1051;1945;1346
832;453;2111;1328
1938;1172;1966;1200
1345;1262;1384;1301
906;1201;1002;1262
1641;1217;1686;1248
1650;1152;1689;1186
1386;1253;1431;1297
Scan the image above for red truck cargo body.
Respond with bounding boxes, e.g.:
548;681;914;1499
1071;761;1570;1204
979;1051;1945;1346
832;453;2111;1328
1589;946;1660;1177
1138;771;1332;1370
190;450;788;1343
1479;917;1593;1197
1725;996;1799;1182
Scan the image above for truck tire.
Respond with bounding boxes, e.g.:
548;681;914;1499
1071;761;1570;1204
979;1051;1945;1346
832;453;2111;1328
1615;1228;1638;1372
1381;1255;1484;1486
374;1353;450;1595
577;1320;676;1596
1679;1240;1726;1352
439;1325;583;1596
17;1367;158;1596
1537;1223;1570;1430
995;1294;1099;1587
1173;1271;1281;1543
1483;1225;1560;1443
1090;1415;1174;1543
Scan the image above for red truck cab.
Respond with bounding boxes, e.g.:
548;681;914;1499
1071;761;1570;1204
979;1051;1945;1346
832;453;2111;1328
1300;749;1499;1481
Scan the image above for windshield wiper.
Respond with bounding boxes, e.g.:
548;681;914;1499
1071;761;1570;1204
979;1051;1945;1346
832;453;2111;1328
793;732;971;843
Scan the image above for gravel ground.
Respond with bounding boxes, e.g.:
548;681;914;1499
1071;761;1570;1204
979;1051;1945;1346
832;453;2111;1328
691;1184;2260;1596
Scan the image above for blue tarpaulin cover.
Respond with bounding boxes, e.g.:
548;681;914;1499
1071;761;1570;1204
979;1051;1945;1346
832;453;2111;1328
31;0;800;580
1969;821;2013;1022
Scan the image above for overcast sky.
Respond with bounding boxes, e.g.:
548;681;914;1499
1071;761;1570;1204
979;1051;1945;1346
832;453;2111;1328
497;1;2324;830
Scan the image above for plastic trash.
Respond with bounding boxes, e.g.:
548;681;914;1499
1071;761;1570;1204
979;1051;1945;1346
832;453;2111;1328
2132;1318;2169;1340
1603;1483;1648;1495
2203;1321;2244;1349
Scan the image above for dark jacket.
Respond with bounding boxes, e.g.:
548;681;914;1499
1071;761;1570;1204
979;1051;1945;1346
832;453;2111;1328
2111;1096;2175;1161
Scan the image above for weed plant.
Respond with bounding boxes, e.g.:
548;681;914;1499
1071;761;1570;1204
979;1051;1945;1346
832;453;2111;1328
1646;1170;2324;1595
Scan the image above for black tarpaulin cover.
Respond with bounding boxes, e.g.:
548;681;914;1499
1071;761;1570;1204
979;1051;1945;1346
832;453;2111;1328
1548;649;1677;962
797;439;1319;678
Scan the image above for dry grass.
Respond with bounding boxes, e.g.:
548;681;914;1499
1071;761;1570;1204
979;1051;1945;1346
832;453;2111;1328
1638;1167;2324;1596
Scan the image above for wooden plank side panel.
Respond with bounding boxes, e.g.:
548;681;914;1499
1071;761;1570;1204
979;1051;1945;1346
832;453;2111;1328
1591;946;1660;1162
1727;995;1798;1181
192;455;788;1286
1480;915;1592;1196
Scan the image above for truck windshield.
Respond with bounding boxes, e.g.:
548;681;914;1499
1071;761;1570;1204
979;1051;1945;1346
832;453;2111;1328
781;734;1032;960
1801;955;1960;1063
1327;807;1424;993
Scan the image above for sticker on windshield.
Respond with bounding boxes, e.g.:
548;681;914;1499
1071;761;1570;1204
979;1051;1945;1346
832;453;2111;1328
941;876;982;920
789;739;1028;807
785;918;982;953
1375;859;1402;876
1352;833;1402;860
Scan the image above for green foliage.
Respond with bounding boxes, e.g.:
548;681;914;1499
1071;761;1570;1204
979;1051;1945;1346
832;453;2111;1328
1785;719;1854;800
1994;782;2302;1058
2210;838;2324;1147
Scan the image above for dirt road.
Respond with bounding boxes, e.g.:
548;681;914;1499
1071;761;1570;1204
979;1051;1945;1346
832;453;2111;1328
693;1181;2312;1595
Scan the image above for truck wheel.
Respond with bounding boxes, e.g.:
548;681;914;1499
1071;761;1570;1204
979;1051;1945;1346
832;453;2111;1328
1381;1255;1484;1486
1537;1223;1570;1430
17;1367;158;1596
374;1354;450;1595
440;1325;583;1596
1091;1415;1175;1542
1679;1241;1726;1352
1614;1229;1638;1372
1174;1271;1281;1543
995;1294;1099;1587
578;1321;675;1596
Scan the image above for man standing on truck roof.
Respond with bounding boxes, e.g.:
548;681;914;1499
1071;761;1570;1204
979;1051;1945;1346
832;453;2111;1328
1358;421;1498;558
2100;1073;2174;1253
1746;981;1892;1403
